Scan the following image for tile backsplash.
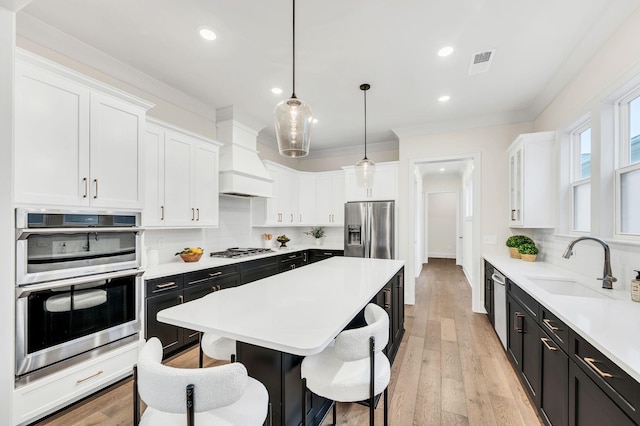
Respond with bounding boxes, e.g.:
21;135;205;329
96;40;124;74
142;195;345;265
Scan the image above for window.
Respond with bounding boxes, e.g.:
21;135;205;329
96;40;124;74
616;87;640;235
571;122;591;232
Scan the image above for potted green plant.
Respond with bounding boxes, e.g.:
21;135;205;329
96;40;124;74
505;235;534;258
305;226;326;246
518;243;539;262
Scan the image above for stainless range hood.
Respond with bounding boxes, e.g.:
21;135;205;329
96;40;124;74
216;107;273;197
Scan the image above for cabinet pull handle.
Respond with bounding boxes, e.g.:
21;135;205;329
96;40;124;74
288;254;297;259
584;357;613;378
384;288;391;309
290;264;295;270
511;209;516;221
160;205;165;221
197;208;200;221
208;272;223;277
303;252;307;262
290;213;293;223
217;285;221;291
514;312;525;333
542;318;559;331
540;337;558;351
76;370;103;384
299;214;302;222
93;179;98;199
191;208;195;220
156;282;176;289
179;295;184;303
82;177;88;198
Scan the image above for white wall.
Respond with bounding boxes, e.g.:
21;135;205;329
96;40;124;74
427;192;457;258
529;5;640;290
0;8;14;423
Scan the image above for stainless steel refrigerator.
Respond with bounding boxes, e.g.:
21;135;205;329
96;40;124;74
344;201;394;259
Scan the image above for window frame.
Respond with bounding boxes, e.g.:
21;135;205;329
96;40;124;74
614;85;640;238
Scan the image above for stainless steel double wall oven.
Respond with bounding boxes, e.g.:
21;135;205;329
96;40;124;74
15;209;143;378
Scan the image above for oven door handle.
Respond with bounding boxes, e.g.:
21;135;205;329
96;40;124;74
16;227;143;240
16;269;145;299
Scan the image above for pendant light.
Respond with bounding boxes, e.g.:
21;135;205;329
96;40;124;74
355;83;375;187
274;0;312;158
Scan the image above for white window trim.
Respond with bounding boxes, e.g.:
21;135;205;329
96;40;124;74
569;120;591;233
617;86;640;168
571;121;592;182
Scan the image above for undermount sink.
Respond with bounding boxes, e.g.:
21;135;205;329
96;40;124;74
525;277;612;299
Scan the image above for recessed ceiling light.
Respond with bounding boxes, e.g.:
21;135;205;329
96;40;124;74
438;46;454;57
312;118;318;124
439;167;446;172
199;27;217;41
438;95;450;102
271;87;283;95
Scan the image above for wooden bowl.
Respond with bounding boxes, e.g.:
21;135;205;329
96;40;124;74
179;253;202;263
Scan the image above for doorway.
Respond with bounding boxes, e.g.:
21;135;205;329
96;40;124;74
409;154;482;312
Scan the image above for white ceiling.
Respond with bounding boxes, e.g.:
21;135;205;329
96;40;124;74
15;0;640;155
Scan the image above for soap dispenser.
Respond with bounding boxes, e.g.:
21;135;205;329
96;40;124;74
632;270;640;302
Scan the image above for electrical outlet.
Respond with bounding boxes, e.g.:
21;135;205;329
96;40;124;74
483;235;498;244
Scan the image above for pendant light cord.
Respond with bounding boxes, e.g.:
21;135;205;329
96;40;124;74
363;86;368;159
291;0;297;99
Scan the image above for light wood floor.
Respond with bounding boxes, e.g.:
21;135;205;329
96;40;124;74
36;258;542;426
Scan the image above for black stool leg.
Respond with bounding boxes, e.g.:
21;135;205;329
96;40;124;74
384;387;388;426
231;354;236;363
133;365;140;425
186;384;195;426
369;337;375;426
302;378;307;426
198;333;204;368
333;401;337;425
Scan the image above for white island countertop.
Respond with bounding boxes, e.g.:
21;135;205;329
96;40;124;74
484;254;640;383
157;257;405;356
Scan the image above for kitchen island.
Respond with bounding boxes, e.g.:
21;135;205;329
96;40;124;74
158;256;405;425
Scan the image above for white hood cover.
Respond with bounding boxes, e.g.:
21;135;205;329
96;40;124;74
216;119;273;197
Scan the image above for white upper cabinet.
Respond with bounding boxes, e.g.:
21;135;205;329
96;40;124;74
14;52;151;209
144;120;221;227
298;173;316;225
315;171;345;226
344;161;398;201
507;131;555;228
253;161;299;226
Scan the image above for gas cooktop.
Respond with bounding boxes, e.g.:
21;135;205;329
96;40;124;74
210;247;274;258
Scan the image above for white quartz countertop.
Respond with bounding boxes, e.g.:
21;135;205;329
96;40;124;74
157;257;405;356
484;253;640;382
143;244;343;280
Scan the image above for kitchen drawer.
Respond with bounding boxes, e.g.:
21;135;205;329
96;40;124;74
570;330;639;422
539;306;569;353
185;264;239;286
145;274;183;296
508;279;539;319
13;341;138;425
308;249;343;264
240;257;279;284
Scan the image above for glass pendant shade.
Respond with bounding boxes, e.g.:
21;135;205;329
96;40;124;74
274;96;312;157
355;157;376;188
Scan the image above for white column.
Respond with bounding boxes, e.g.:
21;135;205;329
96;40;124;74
0;6;15;423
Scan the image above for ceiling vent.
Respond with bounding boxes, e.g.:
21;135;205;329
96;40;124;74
468;49;496;75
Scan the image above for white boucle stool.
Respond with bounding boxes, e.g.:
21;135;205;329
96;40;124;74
301;303;390;426
199;332;237;367
134;337;268;426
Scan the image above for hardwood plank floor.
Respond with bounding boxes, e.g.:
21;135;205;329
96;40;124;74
35;258;541;426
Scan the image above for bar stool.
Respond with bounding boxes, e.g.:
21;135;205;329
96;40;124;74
199;332;236;367
134;337;268;426
301;303;390;426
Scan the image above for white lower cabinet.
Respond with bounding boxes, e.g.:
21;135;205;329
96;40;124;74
13;341;138;426
144;119;221;227
14;50;151;209
343;161;398;202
